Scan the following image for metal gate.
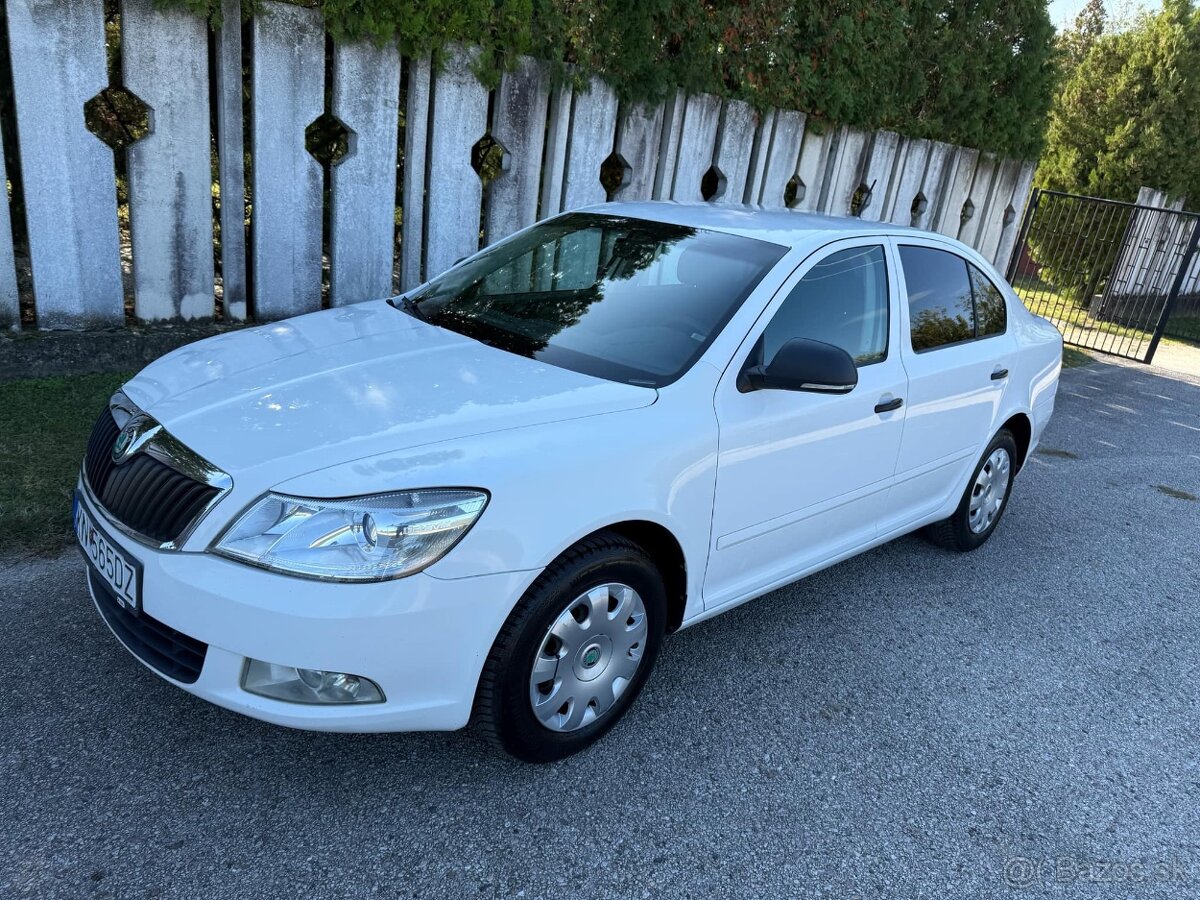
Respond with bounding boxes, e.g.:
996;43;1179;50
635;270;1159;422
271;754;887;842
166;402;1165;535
1006;189;1200;363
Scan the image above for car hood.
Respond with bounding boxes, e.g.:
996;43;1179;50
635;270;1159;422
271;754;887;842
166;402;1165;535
123;300;656;485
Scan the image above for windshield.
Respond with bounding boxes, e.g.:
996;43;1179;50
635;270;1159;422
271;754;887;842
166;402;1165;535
404;213;787;387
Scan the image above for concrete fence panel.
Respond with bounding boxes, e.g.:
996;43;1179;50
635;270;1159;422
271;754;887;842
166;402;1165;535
882;137;931;226
670;94;722;202
1110;189;1191;299
1182;237;1200;296
933;147;979;238
975;158;1019;265
957;153;997;248
742;109;773;206
793;127;835;213
857;131;900;222
560;79;619;212
538;87;573;219
752;110;806;208
821;127;869;216
330;39;402;307
914;141;955;231
251;2;324;320
7;0;123;328
711;100;758;205
1108;188;1159;297
653;92;685;201
486;58;551;243
613;103;664;201
424;45;489;281
994;161;1037;271
123;0;214;322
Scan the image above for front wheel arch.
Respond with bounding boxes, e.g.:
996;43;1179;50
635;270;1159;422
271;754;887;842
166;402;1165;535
601;521;687;633
531;519;689;634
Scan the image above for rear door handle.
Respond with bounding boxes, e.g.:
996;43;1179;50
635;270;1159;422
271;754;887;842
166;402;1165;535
991;367;1009;380
874;397;903;414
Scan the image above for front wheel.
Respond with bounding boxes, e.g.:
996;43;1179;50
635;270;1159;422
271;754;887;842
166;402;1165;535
473;532;666;762
927;429;1017;552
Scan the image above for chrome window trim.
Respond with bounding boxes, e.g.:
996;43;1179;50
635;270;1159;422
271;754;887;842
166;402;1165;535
83;391;233;552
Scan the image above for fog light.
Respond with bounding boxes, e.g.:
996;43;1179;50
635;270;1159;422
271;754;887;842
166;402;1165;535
242;659;384;704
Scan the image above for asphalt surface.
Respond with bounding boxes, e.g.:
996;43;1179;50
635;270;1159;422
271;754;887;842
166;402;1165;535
3;358;1200;900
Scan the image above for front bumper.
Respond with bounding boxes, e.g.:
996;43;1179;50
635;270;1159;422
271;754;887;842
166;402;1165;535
78;484;539;732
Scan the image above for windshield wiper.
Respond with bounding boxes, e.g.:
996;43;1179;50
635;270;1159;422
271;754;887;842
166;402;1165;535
390;294;430;323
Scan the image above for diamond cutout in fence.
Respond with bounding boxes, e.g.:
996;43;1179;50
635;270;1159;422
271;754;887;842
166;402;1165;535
701;165;727;202
784;175;805;208
850;183;872;217
600;152;632;200
472;134;510;185
84;87;151;150
960;198;976;224
1002;203;1017;227
910;192;929;223
306;113;353;167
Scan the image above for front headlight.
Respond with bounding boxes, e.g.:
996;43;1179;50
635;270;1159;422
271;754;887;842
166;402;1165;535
213;489;488;581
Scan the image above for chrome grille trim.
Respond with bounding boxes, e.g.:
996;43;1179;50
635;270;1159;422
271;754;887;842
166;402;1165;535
81;390;232;551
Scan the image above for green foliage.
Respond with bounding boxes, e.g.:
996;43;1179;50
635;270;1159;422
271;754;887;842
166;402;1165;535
904;0;1057;164
145;0;1057;158
0;371;133;552
1032;1;1200;303
1038;0;1200;202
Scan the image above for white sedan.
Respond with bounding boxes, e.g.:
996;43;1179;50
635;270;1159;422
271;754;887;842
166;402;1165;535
75;203;1062;761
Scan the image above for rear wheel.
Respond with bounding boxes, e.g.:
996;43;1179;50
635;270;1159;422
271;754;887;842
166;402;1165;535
927;429;1017;551
474;532;666;762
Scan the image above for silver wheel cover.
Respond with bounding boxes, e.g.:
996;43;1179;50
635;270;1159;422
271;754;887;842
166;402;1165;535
529;583;648;732
968;447;1012;534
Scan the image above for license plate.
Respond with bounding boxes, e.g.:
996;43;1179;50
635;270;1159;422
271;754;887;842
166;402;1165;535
74;491;142;613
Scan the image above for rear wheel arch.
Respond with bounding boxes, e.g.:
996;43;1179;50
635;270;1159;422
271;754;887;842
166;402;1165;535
1000;413;1032;472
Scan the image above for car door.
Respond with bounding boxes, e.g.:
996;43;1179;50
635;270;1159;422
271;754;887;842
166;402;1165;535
704;239;908;609
880;238;1018;533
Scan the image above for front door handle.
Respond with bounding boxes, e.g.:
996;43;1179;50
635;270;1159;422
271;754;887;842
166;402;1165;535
991;367;1009;380
874;397;903;414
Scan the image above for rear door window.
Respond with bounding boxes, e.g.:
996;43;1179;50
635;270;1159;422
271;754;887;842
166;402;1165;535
899;246;976;352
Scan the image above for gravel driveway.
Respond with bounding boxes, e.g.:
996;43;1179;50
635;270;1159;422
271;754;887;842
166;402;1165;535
3;358;1200;900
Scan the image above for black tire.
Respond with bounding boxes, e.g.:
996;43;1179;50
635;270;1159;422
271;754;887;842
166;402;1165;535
927;429;1018;552
473;531;667;763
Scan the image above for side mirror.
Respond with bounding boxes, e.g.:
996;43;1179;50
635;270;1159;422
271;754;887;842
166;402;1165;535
739;337;858;394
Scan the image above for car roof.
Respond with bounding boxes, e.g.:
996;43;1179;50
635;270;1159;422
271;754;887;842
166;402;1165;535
578;200;926;251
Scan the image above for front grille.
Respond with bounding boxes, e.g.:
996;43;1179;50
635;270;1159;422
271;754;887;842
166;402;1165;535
83;409;219;545
89;570;208;684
